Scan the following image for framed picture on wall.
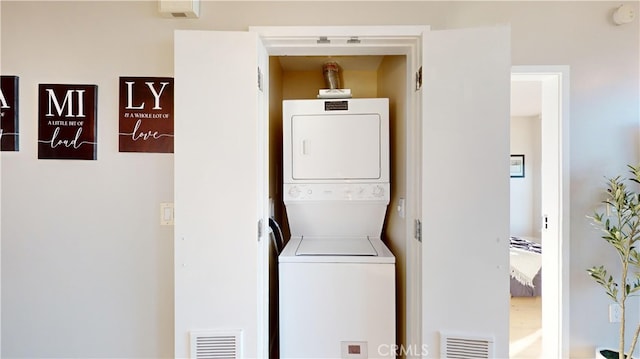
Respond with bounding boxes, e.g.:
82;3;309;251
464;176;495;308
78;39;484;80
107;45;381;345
38;84;98;160
0;76;19;151
118;76;174;153
510;154;525;178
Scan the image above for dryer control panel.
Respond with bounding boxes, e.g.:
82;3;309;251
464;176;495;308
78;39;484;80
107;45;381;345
284;183;390;202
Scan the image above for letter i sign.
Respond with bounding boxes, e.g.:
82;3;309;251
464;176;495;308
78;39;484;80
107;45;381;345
37;84;98;160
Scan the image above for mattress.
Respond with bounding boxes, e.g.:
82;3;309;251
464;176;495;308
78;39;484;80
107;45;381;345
510;236;542;297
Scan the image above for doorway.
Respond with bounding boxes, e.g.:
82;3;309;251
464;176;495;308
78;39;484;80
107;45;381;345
253;26;424;359
510;67;570;358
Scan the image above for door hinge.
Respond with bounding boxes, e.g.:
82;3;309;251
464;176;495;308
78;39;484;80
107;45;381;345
415;66;422;91
347;36;361;44
414;219;422;242
258;219;264;241
543;215;548;230
257;67;263;92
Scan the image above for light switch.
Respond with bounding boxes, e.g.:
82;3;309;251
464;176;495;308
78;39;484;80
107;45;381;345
397;198;405;218
160;202;174;226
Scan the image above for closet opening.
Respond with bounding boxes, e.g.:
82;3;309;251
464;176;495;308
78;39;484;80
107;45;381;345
267;54;409;358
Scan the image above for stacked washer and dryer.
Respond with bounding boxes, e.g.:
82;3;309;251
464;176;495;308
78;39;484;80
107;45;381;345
279;98;396;359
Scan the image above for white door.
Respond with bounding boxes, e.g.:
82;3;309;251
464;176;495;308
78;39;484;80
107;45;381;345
421;26;511;358
174;30;269;359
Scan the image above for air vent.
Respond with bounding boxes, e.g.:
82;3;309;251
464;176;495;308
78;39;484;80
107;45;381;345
190;330;241;359
440;332;494;359
158;0;200;19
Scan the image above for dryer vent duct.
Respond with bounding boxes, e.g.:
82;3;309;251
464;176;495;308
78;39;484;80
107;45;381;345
322;61;341;90
319;61;351;98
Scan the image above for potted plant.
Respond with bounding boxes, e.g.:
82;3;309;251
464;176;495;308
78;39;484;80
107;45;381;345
588;164;640;359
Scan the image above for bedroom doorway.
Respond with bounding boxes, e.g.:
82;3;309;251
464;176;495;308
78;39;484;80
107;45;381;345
510;67;570;358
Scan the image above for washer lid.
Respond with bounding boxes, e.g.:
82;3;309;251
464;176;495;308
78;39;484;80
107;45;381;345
295;236;377;256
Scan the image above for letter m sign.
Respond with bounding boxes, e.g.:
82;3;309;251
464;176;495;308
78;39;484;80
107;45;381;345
38;84;98;160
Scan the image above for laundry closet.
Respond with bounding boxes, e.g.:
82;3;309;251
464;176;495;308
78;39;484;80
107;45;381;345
268;55;408;358
174;26;511;359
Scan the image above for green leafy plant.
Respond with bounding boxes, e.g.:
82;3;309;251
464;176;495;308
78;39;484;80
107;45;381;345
588;164;640;359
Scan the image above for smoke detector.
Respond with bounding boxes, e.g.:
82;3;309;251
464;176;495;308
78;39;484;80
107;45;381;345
158;0;200;19
613;4;635;25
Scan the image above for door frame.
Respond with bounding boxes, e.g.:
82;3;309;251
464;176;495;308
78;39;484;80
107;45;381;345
511;66;570;358
250;25;426;358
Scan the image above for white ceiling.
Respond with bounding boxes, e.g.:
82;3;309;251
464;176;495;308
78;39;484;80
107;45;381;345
276;55;542;117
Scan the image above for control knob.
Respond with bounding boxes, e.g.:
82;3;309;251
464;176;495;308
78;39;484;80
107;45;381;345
372;185;385;198
288;186;301;198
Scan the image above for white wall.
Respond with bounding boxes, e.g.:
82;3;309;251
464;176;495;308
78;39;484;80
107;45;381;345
510;115;541;239
1;1;639;358
1;2;176;358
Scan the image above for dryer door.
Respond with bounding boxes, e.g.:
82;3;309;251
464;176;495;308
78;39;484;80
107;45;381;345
291;113;381;180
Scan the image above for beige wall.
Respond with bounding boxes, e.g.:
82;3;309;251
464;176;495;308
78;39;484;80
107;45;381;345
377;54;408;353
1;1;639;358
281;69;378;99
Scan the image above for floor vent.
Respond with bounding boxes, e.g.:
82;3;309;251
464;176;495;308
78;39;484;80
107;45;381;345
440;332;494;359
190;330;242;359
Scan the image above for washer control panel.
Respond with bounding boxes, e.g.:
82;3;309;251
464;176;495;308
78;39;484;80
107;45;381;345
284;183;390;201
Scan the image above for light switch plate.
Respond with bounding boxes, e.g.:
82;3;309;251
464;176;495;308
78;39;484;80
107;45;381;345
609;303;622;323
160;202;174;226
397;198;406;218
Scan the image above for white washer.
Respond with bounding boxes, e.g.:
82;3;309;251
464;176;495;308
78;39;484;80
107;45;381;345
279;99;395;359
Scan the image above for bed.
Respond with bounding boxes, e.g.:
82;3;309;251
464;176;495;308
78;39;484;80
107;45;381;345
510;236;542;297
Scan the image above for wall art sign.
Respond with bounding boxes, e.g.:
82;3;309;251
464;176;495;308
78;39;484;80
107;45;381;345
0;76;19;151
38;84;97;160
118;77;174;153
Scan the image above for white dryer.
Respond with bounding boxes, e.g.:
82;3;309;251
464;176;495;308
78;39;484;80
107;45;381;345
279;98;396;359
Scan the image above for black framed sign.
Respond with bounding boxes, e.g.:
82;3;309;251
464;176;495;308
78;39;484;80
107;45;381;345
510;154;525;178
118;77;174;153
0;76;19;151
38;84;98;160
